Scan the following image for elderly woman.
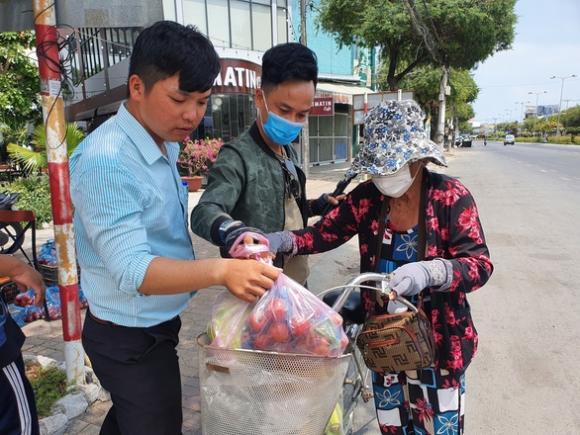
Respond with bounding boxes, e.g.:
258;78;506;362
264;100;493;435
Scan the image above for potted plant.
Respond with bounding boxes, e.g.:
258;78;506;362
178;137;223;192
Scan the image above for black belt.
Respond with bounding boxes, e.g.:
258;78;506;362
87;309;119;326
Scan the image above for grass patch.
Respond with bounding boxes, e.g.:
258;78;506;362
26;362;67;418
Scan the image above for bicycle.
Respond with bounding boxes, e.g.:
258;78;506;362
197;272;390;435
318;276;383;434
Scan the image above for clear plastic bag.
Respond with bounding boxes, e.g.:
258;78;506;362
208;233;348;357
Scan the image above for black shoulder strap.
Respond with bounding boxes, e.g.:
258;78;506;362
417;168;428;261
374;198;390;272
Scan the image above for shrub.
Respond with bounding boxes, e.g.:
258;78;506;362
547;135;572;144
573;136;580;145
515;136;540;143
27;363;67;418
2;175;52;227
177;137;224;177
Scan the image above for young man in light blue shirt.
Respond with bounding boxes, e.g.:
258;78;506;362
70;21;279;434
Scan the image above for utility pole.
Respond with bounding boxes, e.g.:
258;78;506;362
528;90;547;117
300;0;309;176
33;0;84;384
550;74;577;136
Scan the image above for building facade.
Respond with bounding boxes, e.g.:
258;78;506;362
64;0;378;165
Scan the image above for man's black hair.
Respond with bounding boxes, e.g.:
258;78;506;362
128;21;220;93
261;43;318;90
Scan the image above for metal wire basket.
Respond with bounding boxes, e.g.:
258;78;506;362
197;333;350;435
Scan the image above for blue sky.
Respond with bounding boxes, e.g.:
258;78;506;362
472;0;580;123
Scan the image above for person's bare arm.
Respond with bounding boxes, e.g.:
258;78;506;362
0;255;45;305
140;257;280;303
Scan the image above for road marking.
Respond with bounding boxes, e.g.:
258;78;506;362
540;169;548;173
560;177;571;182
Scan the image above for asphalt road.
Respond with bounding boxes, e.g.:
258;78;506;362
434;141;580;434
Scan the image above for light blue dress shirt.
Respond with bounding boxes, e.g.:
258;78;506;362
70;104;194;327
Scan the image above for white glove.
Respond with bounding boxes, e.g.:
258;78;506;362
389;259;451;298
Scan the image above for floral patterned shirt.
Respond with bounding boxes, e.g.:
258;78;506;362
292;170;493;376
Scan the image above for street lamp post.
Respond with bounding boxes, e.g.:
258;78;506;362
551;74;577;136
515;101;531;121
528;90;548;117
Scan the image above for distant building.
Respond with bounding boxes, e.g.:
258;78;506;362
525;104;559;118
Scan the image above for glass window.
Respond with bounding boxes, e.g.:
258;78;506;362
183;0;207;35
335;113;348;137
319;138;333;162
253;0;270;4
207;0;230;48
277;0;287;6
252;3;272;51
230;1;252;50
308;116;318;135
309;138;319;163
276;7;287;44
319;116;333;136
221;95;232;142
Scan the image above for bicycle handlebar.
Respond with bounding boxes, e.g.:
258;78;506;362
323;273;387;312
318;272;418;313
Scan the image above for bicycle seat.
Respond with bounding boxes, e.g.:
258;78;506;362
322;289;366;325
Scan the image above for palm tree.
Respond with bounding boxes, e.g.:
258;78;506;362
7;123;84;171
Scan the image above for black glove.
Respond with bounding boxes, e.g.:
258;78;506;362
309;193;332;216
215;219;266;253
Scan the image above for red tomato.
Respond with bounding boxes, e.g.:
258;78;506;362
248;313;267;332
253;334;272;350
268;298;288;321
290;318;311;337
311;337;330;356
269;322;290;343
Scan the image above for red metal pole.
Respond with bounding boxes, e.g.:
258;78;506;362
33;0;84;384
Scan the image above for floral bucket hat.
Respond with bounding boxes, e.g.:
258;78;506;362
347;99;447;177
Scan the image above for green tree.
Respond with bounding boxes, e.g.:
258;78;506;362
318;0;517;90
523;117;539;135
561;106;580;128
0;31;41;131
7;123;84;171
399;66;478;133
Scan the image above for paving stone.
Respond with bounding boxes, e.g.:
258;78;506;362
63;418;89;434
39;413;68;435
54;393;88;419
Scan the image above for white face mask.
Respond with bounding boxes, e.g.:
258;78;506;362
372;164;417;198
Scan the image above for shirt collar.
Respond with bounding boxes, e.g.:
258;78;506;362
116;103;169;165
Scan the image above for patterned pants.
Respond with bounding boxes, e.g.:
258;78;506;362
372;368;465;435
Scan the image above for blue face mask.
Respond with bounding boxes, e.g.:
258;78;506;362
260;96;304;146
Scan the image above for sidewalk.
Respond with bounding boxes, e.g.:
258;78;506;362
19;162;353;434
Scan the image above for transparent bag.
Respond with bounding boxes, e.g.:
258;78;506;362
208;233;348;357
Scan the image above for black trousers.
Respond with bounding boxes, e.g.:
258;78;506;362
0;355;40;435
82;312;182;435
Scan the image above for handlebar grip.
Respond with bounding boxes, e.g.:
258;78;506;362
321;173;357;215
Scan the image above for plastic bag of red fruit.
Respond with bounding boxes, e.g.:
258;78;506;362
207;232;348;357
